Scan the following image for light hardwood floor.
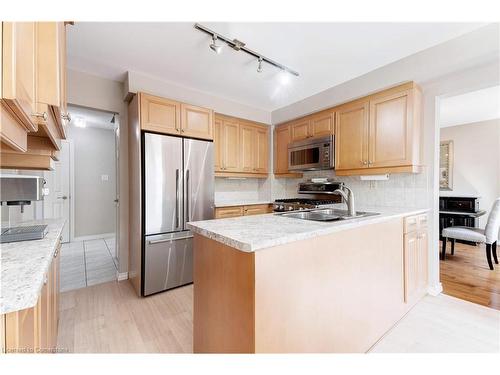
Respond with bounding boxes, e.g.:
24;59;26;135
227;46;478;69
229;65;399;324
57;281;193;353
440;241;500;310
57;280;499;353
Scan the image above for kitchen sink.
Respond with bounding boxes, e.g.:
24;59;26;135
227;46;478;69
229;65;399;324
280;209;379;222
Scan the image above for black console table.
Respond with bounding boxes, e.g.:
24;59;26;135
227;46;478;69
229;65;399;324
439;196;486;245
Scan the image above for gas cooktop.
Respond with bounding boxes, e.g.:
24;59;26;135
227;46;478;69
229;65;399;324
273;197;342;212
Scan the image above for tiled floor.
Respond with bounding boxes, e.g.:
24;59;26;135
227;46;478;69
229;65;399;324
60;236;117;292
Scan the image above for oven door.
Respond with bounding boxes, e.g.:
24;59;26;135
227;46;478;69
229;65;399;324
288;137;333;171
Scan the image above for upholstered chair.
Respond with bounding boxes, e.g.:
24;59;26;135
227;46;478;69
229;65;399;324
441;198;500;270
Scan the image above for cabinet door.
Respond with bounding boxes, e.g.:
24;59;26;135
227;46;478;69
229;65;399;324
221;120;240;172
140;93;180;135
274;124;291;174
239;124;255;172
214;117;223;172
2;22;37;131
181;103;213;140
52;245;60;349
369;90;412;168
404;228;428;305
39;273;50;351
310;111;334;138
36;22;60;107
291;119;310;141
335;101;369;171
254;126;269;173
417;229;428;296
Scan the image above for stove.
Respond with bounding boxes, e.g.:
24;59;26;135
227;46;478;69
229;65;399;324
273;197;342;212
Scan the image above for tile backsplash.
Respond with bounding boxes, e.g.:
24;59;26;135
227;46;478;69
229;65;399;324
215;167;429;209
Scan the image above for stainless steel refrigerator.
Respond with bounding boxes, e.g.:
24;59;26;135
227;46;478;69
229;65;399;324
142;132;214;296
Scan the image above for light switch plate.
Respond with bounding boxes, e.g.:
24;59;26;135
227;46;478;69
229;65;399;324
101;174;109;181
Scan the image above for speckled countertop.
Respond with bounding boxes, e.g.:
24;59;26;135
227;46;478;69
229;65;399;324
187;206;430;252
214;200;272;208
0;219;65;314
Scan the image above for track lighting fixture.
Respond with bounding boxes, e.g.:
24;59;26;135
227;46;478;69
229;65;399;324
209;35;222;54
257;57;263;73
194;23;299;77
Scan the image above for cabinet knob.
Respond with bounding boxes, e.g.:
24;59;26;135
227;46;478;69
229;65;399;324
32;112;48;122
61;112;72;122
362;161;367;165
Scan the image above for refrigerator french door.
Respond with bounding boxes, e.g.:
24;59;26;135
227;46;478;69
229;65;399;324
143;133;214;296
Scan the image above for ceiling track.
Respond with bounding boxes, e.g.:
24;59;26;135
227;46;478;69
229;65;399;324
194;23;300;77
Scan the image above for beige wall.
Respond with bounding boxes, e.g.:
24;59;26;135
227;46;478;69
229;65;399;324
440;119;500;227
67;69;129;274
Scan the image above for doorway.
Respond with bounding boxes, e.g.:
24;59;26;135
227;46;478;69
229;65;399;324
58;105;120;292
436;86;500;309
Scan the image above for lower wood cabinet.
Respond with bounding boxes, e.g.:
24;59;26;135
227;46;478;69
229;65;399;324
2;239;61;353
403;214;428;306
215;204;273;219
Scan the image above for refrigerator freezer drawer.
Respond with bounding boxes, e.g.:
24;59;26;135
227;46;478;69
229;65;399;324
144;231;193;296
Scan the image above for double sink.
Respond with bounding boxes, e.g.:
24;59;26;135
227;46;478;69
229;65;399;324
278;208;379;222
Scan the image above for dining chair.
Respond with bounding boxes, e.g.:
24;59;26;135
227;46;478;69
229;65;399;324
441;197;500;270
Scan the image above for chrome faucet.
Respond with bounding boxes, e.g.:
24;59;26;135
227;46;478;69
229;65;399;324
333;185;355;217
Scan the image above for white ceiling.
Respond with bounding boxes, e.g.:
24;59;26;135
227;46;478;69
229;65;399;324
440;85;500;128
67;22;486;111
68;105;117;130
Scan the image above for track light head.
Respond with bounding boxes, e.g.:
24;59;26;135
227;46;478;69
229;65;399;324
209;35;222;54
257;57;263;73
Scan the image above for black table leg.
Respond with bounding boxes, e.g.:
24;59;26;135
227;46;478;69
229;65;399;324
441;238;447;260
451;239;455;255
486;244;494;270
492;241;498;264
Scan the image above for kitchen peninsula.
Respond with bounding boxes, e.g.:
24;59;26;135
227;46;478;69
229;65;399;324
188;207;429;353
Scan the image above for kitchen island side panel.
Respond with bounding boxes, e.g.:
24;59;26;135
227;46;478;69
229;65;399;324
254;217;407;353
193;234;255;353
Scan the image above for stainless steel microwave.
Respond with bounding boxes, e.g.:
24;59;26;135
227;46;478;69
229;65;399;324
288;135;334;171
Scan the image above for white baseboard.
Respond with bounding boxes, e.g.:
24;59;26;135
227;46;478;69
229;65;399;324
116;271;128;281
72;232;115;242
427;282;443;296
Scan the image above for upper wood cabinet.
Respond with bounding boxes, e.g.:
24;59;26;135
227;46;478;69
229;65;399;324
335;82;422;175
181;103;213;140
290;110;335;142
1;22;68;170
140;93;181;134
214;114;269;177
335;100;369;171
274;124;291;174
139;93;213;140
1;22;38;132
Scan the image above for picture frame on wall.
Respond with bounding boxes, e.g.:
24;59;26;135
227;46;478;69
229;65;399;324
439;140;454;190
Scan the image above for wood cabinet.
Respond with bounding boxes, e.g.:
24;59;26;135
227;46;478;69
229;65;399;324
335;100;369;171
139;92;213;140
335;83;422;175
181;103;213;140
404;214;428;306
2;239;61;353
215;204;272;219
1;21;68;169
140;93;181;134
273;82;423;177
214;114;269;177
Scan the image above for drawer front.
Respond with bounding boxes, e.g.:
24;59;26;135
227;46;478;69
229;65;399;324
404;213;428;233
215;206;244;219
243;204;271;216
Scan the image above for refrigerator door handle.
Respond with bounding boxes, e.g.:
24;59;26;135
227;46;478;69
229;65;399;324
148;234;193;245
175;169;180;229
186;169;190;224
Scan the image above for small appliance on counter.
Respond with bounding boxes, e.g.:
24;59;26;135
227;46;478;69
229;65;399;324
0;174;48;243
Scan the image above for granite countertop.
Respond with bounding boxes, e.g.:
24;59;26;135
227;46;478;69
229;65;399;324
0;219;65;314
214;200;273;208
187;206;430;252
